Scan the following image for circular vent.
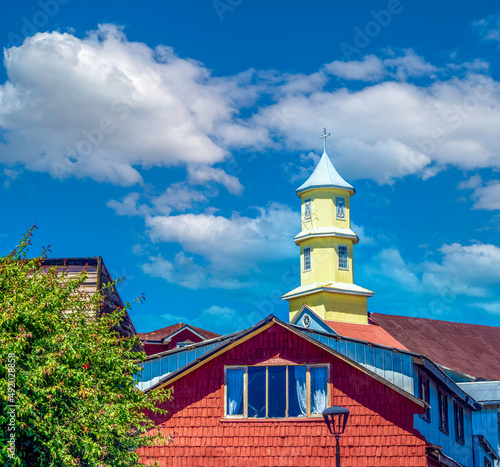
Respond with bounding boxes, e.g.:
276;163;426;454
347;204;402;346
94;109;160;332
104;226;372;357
302;314;311;328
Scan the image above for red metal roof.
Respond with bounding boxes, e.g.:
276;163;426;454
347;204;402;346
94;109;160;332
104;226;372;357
324;319;409;350
371;312;500;380
137;323;220;342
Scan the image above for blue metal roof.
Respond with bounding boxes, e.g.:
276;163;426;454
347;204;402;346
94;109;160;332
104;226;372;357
296;151;354;195
458;381;500;404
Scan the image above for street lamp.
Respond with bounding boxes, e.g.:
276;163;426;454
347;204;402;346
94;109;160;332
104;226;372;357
323;406;350;467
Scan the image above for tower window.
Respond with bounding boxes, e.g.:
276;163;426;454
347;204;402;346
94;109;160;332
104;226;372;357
303;247;311;271
304;199;312;221
335;197;346;220
338;245;348;270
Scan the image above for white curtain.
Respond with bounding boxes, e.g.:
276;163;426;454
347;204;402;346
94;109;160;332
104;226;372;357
294;366;307;416
311;367;327;414
227;368;243;415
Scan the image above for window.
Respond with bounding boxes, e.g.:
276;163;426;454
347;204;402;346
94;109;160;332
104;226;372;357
225;364;329;419
438;390;449;435
304;199;312;221
454;401;465;444
176;341;193;349
303;246;311;271
335;197;346;219
338;245;348;270
484;458;492;467
418;372;431;422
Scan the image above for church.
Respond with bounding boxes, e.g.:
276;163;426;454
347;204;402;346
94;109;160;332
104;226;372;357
134;131;500;466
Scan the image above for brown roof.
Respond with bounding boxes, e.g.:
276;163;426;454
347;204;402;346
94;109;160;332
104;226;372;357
371;312;500;381
325;319;409;351
137;323;220;342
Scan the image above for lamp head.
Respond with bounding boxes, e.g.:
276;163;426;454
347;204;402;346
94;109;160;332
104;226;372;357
322;406;349;436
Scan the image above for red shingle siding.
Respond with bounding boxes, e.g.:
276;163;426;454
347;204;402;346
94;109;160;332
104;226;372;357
143;329;206;356
138;324;428;466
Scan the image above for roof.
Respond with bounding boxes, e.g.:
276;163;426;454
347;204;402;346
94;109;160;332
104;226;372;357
458;381;500;404
42;257;137;338
296;151;355;195
325;319;409;351
145;315;426;409
137;323;220;342
294;226;359;245
282;281;374;300
371;312;500;381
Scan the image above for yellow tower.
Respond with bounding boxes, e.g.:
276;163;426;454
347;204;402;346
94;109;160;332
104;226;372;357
282;129;374;324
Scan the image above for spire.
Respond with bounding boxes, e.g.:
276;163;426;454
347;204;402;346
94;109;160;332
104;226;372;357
296;129;354;195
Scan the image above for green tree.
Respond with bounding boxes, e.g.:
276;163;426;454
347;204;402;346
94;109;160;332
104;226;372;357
0;227;171;466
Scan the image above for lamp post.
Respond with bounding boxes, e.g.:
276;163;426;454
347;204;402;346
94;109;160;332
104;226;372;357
322;406;350;467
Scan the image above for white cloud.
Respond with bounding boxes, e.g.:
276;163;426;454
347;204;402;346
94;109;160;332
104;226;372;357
187;165;243;195
473;13;500;42
469;302;500;315
145;202;298;274
3;30;500;190
472;182;500;211
458;176;500;211
383;50;437;80
365;243;500;298
324;50;436;82
250;71;500;184
457;174;483;190
0;25;253;185
365;248;422;292
425;243;500;290
142;253;253;290
325;55;384;81
106;192;145;216
151;183;208;216
351;222;374;245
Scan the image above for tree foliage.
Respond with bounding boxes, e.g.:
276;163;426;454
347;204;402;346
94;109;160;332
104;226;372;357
0;227;171;466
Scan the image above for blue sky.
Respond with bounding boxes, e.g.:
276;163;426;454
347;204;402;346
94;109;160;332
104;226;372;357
1;0;500;334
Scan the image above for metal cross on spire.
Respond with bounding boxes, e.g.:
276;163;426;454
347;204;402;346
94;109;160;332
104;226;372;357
319;128;331;153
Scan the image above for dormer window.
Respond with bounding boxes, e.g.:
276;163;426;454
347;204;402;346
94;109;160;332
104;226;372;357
335;197;346;220
303;247;311;271
304;199;312;221
338;245;348;270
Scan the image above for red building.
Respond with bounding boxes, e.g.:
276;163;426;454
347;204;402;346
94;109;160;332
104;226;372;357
138;316;430;467
138;323;220;356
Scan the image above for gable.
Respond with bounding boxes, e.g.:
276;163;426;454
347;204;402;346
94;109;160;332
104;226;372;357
291;305;337;333
140;321;428;466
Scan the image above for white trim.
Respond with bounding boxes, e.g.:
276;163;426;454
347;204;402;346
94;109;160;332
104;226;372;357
161;325;206;343
282;283;375;300
224;366;247;419
294;229;359;245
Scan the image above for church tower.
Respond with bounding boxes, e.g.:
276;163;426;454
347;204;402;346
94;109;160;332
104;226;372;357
282;129;374;324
